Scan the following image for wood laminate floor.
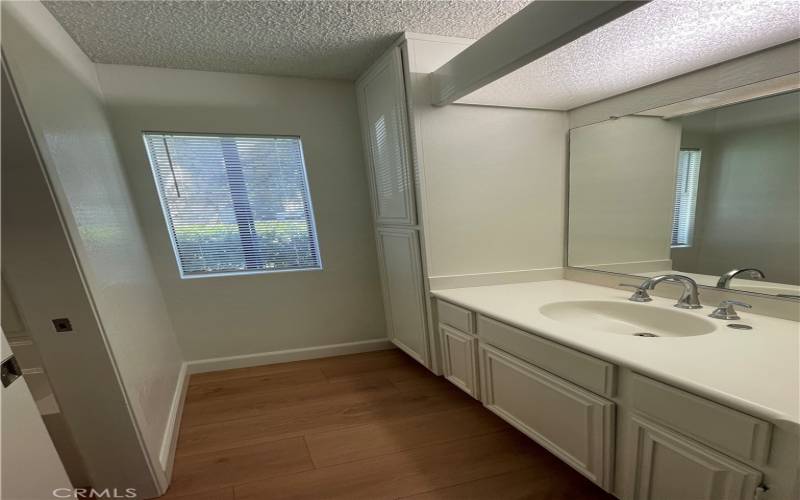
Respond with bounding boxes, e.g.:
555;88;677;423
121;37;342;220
159;348;613;500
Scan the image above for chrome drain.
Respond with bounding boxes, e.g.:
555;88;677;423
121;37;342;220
634;332;659;337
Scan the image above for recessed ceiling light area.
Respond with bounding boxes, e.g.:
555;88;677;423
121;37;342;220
457;0;800;110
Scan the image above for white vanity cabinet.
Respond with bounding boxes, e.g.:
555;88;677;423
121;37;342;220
629;375;772;465
624;374;771;500
626;416;763;500
439;324;479;398
430;297;785;499
480;343;615;489
437;300;479;398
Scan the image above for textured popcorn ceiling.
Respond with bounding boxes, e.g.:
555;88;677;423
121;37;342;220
459;0;800;110
42;0;528;81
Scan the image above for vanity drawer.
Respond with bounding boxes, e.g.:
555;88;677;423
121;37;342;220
437;300;475;334
631;374;772;464
477;315;615;397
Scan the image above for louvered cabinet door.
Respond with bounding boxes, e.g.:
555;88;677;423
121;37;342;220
626;416;762;500
356;47;416;225
375;227;428;366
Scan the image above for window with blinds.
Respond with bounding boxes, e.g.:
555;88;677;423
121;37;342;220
671;148;702;248
143;133;321;278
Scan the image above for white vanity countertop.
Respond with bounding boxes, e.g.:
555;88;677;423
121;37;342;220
432;280;800;428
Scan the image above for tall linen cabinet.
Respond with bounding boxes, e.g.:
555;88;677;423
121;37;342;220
356;42;437;370
356;34;567;373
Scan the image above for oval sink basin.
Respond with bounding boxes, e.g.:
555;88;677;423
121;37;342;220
539;300;716;338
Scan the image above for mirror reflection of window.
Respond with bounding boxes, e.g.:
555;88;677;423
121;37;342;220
671;149;702;248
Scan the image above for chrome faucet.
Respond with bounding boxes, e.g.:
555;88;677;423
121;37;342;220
717;268;765;289
622;274;702;309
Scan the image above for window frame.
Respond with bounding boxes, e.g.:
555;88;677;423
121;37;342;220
142;131;323;279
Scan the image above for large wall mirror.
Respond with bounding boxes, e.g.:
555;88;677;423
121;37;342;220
568;87;799;299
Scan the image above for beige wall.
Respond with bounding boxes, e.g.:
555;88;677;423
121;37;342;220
673;118;800;285
2;1;179;492
568;116;681;271
96;64;386;361
416;102;567;278
406;37;568;286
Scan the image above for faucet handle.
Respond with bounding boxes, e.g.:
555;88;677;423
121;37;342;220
709;300;752;320
720;299;752;308
619;283;652;303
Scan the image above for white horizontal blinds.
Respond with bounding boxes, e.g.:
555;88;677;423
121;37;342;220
671;149;702;247
144;133;321;277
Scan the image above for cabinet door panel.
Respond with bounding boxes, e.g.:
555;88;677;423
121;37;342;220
627;416;762;500
440;324;478;398
631;374;771;464
357;48;416;225
479;344;615;489
376;227;428;365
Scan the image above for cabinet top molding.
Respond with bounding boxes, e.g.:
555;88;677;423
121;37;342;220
429;0;647;107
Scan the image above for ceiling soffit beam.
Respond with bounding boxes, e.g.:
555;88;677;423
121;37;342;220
430;0;649;107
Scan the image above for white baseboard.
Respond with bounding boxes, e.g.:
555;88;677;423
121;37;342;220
428;267;564;290
184;338;394;375
158;362;188;479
